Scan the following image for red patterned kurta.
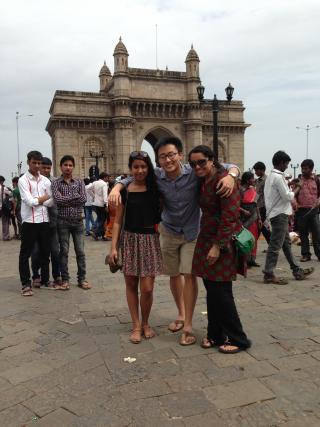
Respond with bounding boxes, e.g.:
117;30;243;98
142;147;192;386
192;170;242;281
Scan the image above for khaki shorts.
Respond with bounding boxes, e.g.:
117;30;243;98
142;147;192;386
159;223;197;276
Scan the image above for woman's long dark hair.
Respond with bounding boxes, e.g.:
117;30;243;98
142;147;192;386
128;152;162;221
128;152;158;194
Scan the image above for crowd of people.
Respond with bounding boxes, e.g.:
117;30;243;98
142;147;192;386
0;138;319;354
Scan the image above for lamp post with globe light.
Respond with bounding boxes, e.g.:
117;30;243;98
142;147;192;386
196;82;234;161
296;125;320;158
16;112;34;175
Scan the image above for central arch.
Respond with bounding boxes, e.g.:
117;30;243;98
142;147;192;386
141;126;176;166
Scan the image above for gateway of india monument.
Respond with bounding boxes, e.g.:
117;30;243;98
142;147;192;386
46;38;250;177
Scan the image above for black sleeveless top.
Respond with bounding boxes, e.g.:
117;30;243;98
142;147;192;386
121;189;161;234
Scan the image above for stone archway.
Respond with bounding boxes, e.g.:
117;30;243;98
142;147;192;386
141;127;175;166
81;137;106;178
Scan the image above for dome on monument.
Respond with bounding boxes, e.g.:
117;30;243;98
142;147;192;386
113;37;129;56
99;61;111;77
185;44;199;62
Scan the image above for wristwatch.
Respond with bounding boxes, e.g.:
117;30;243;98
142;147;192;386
228;172;238;179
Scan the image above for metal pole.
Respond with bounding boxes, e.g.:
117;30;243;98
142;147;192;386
16;112;20;175
212;94;219;160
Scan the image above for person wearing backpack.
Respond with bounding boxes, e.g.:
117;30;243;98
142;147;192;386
295;159;320;262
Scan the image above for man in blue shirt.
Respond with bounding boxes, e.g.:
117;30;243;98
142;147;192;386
109;137;239;345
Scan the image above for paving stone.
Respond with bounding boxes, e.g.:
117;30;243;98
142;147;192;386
0;403;36;427
0;359;54;385
85;316;120;327
208;350;256;368
217;401;287;427
270;354;320;371
26;407;79;426
23;386;74;417
261;371;319;397
204;378;275;409
165;371;211;392
0;384;34;411
119;378;171;400
246;342;290;361
280;415;320;427
0;341;39;357
183;410;226;427
159;390;215;417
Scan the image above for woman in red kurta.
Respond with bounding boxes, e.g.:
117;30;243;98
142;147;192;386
189;145;251;354
240;171;261;267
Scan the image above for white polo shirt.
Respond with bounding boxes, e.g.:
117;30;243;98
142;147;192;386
90;179;109;208
18;171;53;223
265;168;295;219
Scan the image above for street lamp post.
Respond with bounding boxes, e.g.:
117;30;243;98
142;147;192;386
291;163;299;179
16;112;34;175
296;125;320;158
89;150;104;179
197;82;234;161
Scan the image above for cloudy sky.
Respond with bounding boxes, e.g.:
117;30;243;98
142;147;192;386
1;0;319;180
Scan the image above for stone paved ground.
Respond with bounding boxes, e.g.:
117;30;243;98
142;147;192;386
1;235;320;426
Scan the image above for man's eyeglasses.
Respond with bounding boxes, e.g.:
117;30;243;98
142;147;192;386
130;151;149;159
189;159;208;169
158;152;178;161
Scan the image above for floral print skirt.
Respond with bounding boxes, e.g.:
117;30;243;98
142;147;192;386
121;231;163;277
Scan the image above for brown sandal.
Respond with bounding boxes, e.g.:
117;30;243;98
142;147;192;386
130;328;142;344
168;319;185;333
78;280;92;290
263;276;288;285
180;331;196;346
201;337;216;348
59;281;70;290
142;325;156;339
21;287;33;297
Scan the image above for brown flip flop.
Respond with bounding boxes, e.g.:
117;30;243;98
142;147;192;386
179;331;196;346
168;319;184;333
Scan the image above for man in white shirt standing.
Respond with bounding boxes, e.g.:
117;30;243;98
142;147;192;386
90;172;109;240
18;151;53;296
263;151;314;285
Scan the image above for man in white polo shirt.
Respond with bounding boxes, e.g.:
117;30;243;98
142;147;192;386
90;172;109;240
18;151;53;296
263;150;314;285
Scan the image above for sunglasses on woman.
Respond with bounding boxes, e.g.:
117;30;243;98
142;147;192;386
189;159;208;169
130;151;149;159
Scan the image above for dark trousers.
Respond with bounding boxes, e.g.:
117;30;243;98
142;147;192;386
203;279;251;348
263;213;300;278
57;218;86;283
296;208;320;259
258;207;271;243
93;206;106;238
19;222;50;288
31;226;61;280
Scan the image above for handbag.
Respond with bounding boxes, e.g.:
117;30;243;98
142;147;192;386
105;190;127;273
233;226;255;255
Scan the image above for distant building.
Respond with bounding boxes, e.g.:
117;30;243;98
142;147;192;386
46;38;250;176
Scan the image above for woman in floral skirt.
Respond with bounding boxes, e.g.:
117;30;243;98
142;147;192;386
109;151;162;344
189;145;251;354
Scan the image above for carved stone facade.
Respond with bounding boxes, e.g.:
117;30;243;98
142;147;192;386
46;39;250;177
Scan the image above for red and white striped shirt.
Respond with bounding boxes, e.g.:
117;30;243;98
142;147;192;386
18;171;53;223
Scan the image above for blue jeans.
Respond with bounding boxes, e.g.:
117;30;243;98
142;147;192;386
57;218;86;283
84;206;96;234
